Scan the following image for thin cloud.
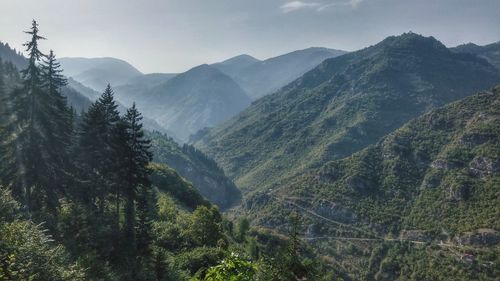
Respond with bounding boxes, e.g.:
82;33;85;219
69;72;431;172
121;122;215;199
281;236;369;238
281;0;364;13
280;1;321;13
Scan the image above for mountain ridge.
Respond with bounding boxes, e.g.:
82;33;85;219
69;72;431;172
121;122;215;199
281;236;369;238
194;33;500;193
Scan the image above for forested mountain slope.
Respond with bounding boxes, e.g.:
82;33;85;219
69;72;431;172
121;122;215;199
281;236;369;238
452;41;500;70
0;41;26;69
194;33;500;192
149;132;241;209
244;87;500;281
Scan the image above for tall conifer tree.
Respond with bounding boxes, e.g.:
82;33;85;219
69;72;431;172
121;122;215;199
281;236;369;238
4;20;62;214
40;50;73;191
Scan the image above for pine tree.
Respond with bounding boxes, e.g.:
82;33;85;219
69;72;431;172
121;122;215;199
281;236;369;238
77;84;120;211
40;50;73;193
0;58;5;117
119;103;152;248
2;20;64;214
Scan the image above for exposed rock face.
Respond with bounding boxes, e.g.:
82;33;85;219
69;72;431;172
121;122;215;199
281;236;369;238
469;156;500;177
430;159;461;170
454;229;499;246
313;200;356;224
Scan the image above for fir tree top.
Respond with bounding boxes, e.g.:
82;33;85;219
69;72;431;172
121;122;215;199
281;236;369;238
41;50;67;92
21;20;45;83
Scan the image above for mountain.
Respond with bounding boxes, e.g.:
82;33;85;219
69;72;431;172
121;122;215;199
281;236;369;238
60;86;93;113
59;57;143;91
136;64;251;142
452;41;500;70
0;41;26;69
194;33;500;192
213;47;346;99
149;131;240;209
212;54;260;77
243;87;500;280
113;73;177;106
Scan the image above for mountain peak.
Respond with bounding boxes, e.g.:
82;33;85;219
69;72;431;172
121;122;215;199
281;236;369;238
217;54;260;65
379;32;448;52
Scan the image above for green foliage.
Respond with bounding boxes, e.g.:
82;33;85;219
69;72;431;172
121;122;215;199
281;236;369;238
188;206;226;247
149;131;241;209
150;163;210;209
201;253;256;281
241;89;500;280
195;33;500;195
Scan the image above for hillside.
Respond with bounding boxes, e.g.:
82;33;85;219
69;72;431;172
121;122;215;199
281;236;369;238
244;87;500;280
212;54;260;78
194;33;500;192
149;131;240;209
0;41;26;69
452;41;500;70
213;47;346;99
59;57;143;91
113;73;177;106
0;42;99;113
140;64;251;141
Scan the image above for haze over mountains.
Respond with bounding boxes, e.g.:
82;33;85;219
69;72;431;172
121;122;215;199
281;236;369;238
59;57;143;91
193;33;500;192
1;25;499;280
60;47;347;142
212;47;346;100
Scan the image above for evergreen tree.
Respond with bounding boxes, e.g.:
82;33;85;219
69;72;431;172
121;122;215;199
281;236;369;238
284;212;308;280
2;20;64;215
77;84;120;211
0;58;5;118
119;103;152;247
40;50;73;193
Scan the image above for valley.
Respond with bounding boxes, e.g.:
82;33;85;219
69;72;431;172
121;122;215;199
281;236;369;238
0;6;499;280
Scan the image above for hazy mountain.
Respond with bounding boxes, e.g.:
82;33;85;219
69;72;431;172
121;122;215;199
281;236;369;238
0;42;97;114
213;47;346;99
59;57;143;91
194;33;500;192
135;64;251;142
452;41;500;70
149;132;241;209
212;54;260;77
114;73;177;106
242;88;500;280
0;41;26;69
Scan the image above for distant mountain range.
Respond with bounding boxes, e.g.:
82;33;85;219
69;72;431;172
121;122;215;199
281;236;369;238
193;33;500;192
213;47;346;99
62;47;347;141
59;57;143;91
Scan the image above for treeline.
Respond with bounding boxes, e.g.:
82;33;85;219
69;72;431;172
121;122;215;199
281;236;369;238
0;20;156;280
0;21;338;281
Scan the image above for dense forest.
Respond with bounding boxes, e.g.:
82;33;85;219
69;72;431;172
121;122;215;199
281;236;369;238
0;21;337;281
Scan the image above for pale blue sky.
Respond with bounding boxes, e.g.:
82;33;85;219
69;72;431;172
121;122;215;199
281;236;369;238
1;0;499;73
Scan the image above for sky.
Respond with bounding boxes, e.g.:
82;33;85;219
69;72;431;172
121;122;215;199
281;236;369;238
1;0;499;73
